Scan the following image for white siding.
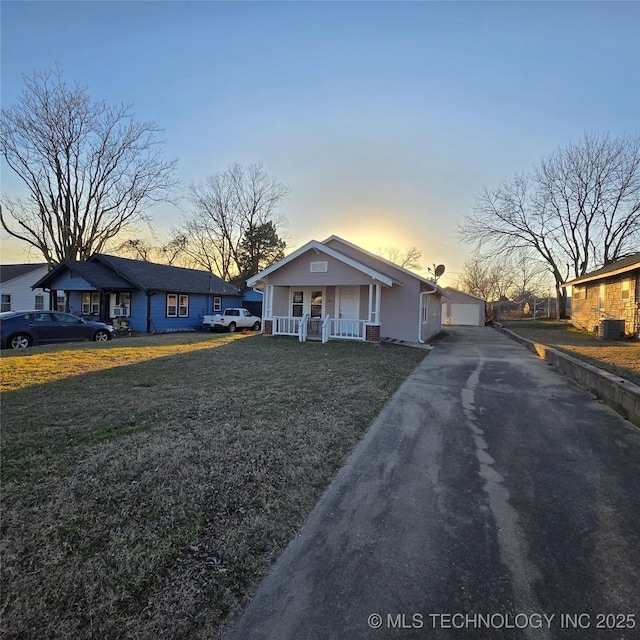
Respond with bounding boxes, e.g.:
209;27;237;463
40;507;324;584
0;266;52;311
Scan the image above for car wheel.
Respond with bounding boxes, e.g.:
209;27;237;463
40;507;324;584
253;321;261;331
227;322;236;333
9;333;31;349
93;330;110;342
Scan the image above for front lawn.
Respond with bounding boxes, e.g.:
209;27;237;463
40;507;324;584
0;333;427;639
499;320;640;385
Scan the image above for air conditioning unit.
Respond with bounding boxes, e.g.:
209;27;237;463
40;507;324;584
111;306;130;317
599;319;625;340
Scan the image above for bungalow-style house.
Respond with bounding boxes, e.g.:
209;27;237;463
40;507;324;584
33;254;242;333
0;263;63;312
441;287;486;326
247;236;444;343
564;252;640;338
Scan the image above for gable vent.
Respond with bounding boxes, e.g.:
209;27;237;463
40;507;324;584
310;261;328;273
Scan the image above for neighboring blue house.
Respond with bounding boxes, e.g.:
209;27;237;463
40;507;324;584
240;287;263;318
33;254;242;333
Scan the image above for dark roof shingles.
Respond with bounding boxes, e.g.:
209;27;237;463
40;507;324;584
0;263;47;284
95;255;240;295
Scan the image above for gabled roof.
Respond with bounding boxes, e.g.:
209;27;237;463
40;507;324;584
0;263;48;285
564;252;640;287
247;235;443;294
33;260;134;290
443;286;487;302
94;255;239;295
33;254;240;296
247;240;397;287
323;235;442;290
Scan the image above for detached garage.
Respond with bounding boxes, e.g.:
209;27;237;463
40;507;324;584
442;287;486;326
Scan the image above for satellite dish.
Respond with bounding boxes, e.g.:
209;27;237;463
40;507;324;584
435;264;446;278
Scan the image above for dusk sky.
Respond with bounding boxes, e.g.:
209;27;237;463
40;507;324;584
1;1;639;284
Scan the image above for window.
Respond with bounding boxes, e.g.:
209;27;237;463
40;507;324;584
310;291;323;318
622;278;630;302
213;297;222;312
292;290;304;317
167;294;178;317
599;283;606;311
167;294;189;317
52;312;82;324
1;294;11;312
82;292;100;315
572;285;586;300
25;312;53;322
178;295;189;317
34;294;44;310
56;295;66;312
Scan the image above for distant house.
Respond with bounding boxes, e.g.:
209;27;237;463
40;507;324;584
247;236;443;343
240;287;263;319
441;287;486;326
564;252;640;338
0;263;62;312
33;254;242;333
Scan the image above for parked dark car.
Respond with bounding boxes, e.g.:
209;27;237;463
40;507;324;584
0;311;115;349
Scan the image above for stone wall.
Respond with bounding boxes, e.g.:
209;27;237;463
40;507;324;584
571;272;639;336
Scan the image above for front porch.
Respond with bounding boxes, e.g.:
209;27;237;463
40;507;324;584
261;284;383;343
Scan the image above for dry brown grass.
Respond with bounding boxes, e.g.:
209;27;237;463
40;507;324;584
500;320;640;385
0;334;427;639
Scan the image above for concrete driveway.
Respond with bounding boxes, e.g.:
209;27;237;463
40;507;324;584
227;326;640;639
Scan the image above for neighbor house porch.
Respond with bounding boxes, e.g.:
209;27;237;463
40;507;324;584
261;284;383;342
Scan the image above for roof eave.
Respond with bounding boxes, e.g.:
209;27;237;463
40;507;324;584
247;240;396;287
564;261;640;287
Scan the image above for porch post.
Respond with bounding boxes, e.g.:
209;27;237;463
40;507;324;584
369;284;374;322
375;283;382;324
265;285;273;319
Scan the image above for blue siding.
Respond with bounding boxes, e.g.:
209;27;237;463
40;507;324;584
48;272;97;291
66;292;84;316
126;292;151;332
145;293;241;333
40;266;242;332
242;288;263;317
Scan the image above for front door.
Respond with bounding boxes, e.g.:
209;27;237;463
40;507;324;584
338;286;360;319
291;289;324;335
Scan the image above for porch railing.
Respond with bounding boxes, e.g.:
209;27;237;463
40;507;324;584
322;315;331;343
299;314;309;342
273;316;303;336
329;318;366;340
272;315;366;341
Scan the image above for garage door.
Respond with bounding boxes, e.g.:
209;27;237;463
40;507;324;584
450;303;482;326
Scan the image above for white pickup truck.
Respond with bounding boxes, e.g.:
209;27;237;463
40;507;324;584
202;308;261;333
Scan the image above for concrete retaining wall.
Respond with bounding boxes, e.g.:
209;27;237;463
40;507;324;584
495;324;640;428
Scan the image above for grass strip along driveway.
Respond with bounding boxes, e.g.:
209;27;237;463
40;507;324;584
1;333;427;639
499;320;640;386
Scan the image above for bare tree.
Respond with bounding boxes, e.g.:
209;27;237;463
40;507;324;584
458;255;513;302
176;163;288;281
0;67;177;266
460;133;640;317
115;236;187;266
508;251;551;304
377;245;423;270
